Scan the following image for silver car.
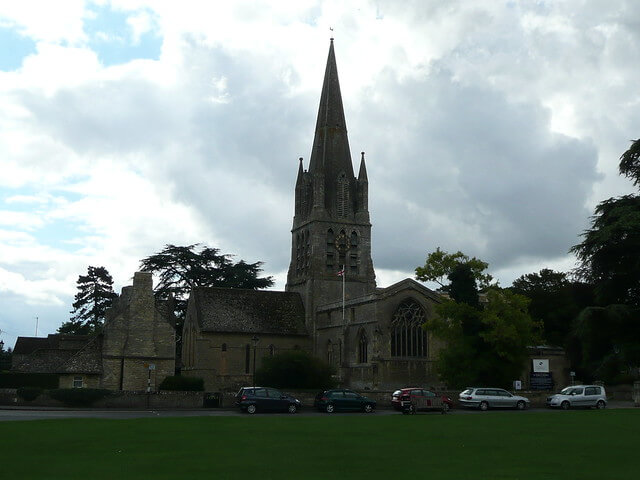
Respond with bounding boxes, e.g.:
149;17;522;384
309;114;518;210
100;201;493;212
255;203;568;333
458;387;530;410
546;385;607;410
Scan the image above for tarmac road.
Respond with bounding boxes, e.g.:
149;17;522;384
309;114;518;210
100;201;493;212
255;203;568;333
0;401;634;421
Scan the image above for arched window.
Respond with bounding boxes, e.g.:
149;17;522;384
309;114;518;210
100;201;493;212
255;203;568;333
337;173;350;217
358;330;368;364
269;344;275;356
391;300;427;357
326;229;335;271
327;340;333;365
349;231;358;274
221;343;227;352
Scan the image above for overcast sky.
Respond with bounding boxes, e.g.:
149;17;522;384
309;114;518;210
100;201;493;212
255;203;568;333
1;0;639;346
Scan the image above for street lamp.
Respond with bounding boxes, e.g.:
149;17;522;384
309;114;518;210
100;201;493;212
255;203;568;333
251;335;259;388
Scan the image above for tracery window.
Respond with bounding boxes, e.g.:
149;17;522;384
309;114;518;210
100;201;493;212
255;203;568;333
358;330;368;364
391;300;427;357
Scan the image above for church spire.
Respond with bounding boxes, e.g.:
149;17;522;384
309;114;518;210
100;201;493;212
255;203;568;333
358;151;368;181
308;39;355;215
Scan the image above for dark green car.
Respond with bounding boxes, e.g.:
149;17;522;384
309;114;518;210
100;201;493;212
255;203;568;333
314;389;376;413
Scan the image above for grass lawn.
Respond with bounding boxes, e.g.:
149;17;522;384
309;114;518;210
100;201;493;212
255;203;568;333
1;409;638;479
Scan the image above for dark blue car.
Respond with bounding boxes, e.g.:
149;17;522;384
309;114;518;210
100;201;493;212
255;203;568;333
235;386;302;414
314;389;376;413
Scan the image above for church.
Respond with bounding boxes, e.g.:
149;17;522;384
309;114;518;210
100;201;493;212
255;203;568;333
181;39;445;391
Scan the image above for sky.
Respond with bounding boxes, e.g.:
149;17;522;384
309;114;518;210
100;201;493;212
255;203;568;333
1;0;639;347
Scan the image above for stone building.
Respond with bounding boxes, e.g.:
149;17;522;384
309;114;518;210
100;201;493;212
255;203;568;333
12;272;175;391
180;39;445;391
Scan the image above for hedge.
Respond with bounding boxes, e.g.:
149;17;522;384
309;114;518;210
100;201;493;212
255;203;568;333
158;375;204;391
49;388;110;407
17;387;43;401
0;373;59;389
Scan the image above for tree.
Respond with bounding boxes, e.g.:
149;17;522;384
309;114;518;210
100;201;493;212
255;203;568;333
619;138;640;187
255;350;336;389
59;266;117;335
139;244;274;322
415;247;494;291
419;250;540;388
567;138;640;382
570;195;640;307
427;288;541;389
510;269;595;347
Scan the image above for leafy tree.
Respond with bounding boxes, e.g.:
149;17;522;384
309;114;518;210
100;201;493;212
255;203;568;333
567;138;640;382
570;195;640;307
255;350;336;389
59;266;117;335
428;288;540;389
619;138;640;186
415;247;494;291
510;269;595;347
139;244;274;321
420;250;540;388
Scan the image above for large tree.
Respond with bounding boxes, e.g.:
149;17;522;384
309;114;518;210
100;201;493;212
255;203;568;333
510;269;595;347
415;247;494;291
139;244;274;322
568;138;640;382
59;266;117;335
420;250;540;388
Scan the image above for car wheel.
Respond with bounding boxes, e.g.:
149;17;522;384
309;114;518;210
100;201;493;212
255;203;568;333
326;404;335;413
479;401;489;411
363;403;374;413
596;400;606;409
408;405;415;415
443;403;451;412
247;404;257;414
561;401;570;410
516;401;526;410
288;404;297;414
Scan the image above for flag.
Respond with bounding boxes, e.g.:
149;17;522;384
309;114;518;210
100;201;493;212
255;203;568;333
337;268;344;277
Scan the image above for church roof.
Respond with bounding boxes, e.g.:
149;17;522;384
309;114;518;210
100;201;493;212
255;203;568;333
190;288;308;336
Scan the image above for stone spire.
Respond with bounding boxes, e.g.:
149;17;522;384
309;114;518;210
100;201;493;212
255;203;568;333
308;39;356;215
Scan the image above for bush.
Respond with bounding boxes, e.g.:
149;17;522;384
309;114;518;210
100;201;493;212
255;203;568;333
255;350;336;389
0;373;59;389
49;388;110;407
158;375;204;391
17;387;43;401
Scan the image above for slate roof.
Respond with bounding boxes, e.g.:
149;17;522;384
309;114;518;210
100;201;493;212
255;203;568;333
11;334;102;375
191;288;307;336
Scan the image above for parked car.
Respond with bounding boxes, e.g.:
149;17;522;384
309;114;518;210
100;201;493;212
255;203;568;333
235;386;302;414
458;387;530;410
391;388;453;412
546;385;607;410
314;389;376;413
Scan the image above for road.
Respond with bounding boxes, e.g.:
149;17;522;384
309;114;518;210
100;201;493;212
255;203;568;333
1;402;634;421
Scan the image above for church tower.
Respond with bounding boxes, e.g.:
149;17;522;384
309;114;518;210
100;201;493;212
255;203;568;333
286;39;376;336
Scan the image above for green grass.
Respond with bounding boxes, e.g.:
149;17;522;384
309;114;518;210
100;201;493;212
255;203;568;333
1;410;638;479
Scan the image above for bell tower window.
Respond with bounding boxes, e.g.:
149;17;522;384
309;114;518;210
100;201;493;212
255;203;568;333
326;229;335;271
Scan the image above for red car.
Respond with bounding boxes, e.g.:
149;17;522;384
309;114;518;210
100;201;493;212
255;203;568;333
391;387;453;412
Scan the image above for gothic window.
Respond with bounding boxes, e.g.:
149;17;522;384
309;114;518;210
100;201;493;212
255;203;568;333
337;229;347;267
358;330;368;364
269;344;275;356
337;173;350;217
221;343;227;352
391;300;427;357
327;340;333;365
326;229;335;271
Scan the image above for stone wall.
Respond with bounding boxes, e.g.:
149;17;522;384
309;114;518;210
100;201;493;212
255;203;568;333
182;331;312;391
